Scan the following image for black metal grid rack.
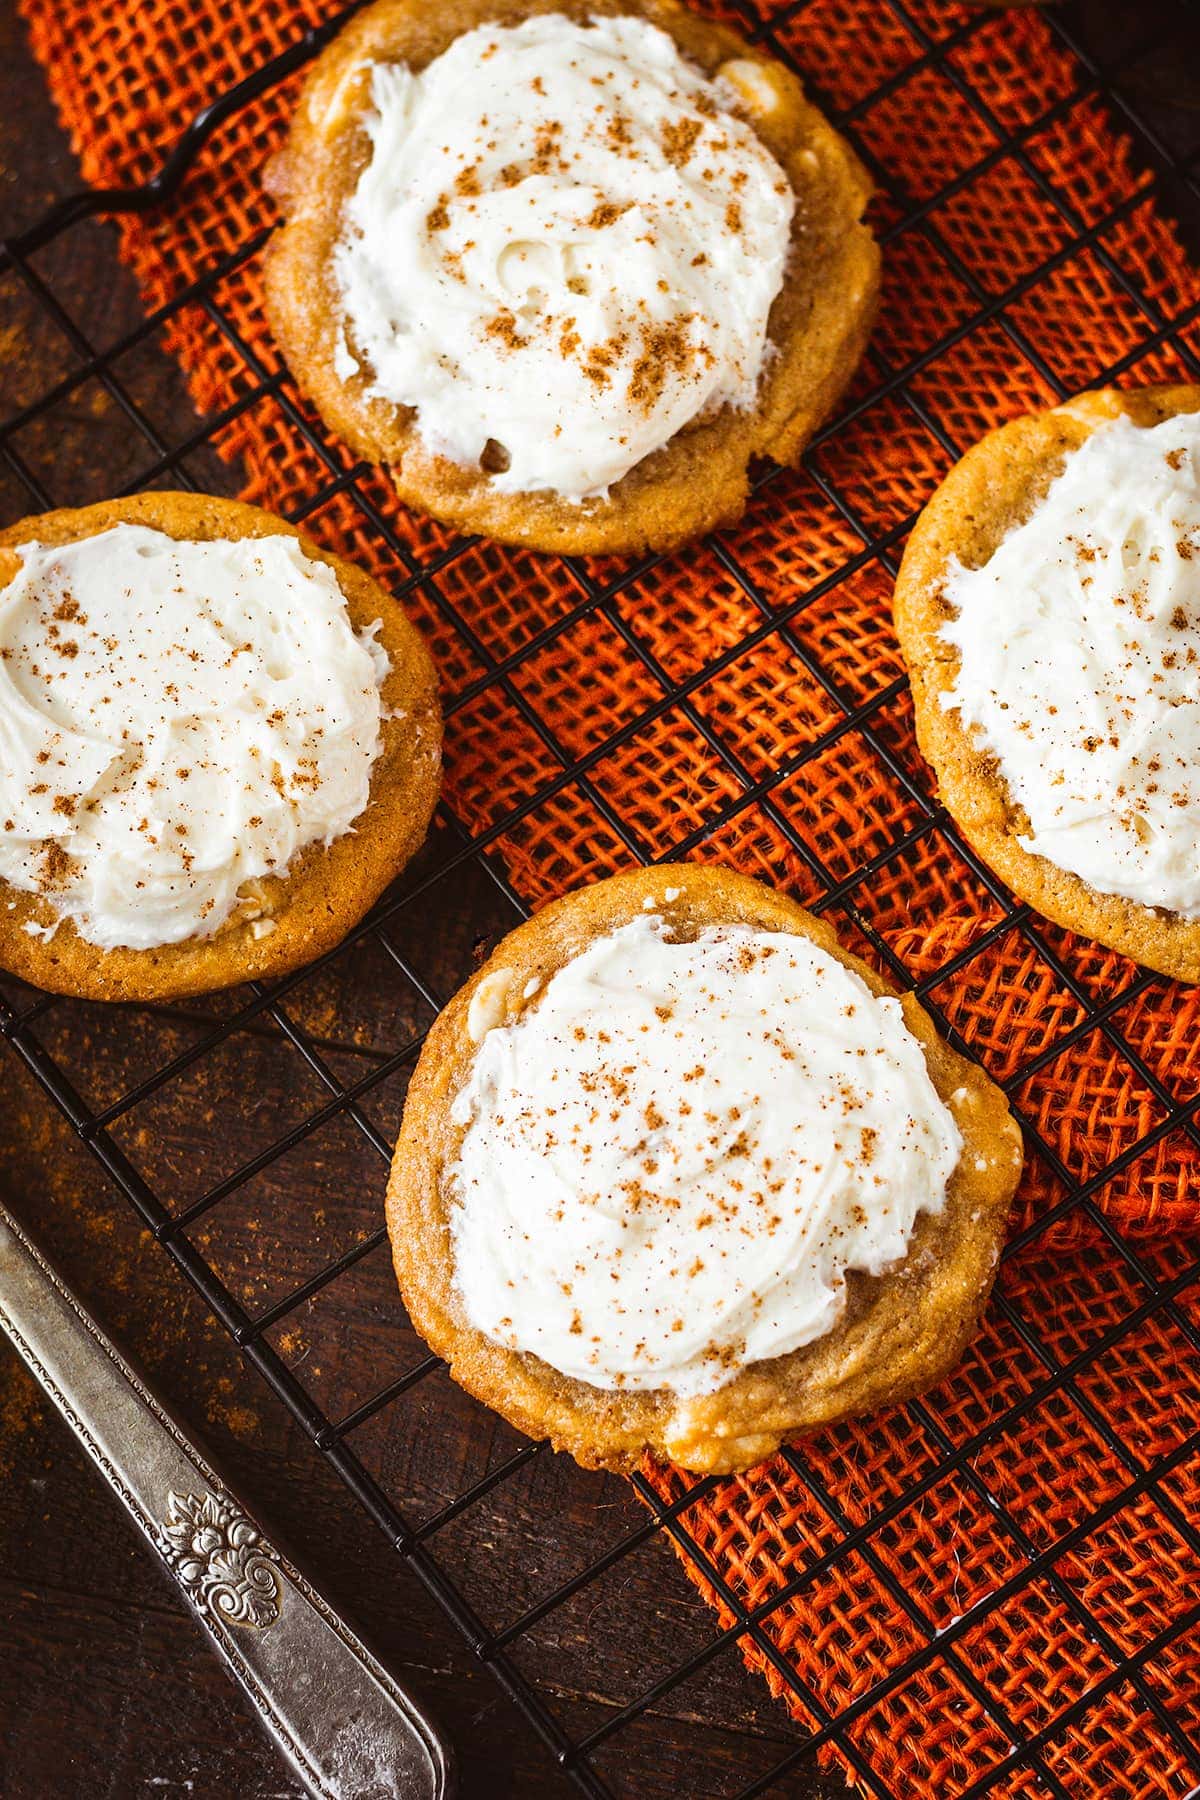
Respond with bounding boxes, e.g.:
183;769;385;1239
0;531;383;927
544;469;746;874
3;2;1200;1795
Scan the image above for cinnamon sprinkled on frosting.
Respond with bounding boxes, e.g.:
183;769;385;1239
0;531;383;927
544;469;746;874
333;13;794;499
942;411;1200;916
0;525;388;950
447;913;961;1396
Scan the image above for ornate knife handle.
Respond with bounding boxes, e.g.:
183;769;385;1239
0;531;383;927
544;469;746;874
0;1201;453;1800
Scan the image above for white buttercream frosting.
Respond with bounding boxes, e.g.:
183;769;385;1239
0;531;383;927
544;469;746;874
447;913;962;1397
333;13;795;499
940;411;1200;917
0;524;388;951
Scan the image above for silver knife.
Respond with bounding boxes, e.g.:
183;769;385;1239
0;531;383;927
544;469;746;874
0;1198;454;1800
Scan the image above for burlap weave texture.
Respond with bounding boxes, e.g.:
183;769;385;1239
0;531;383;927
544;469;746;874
16;0;1200;1789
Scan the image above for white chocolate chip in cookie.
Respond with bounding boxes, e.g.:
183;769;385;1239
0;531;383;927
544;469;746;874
718;59;781;119
311;59;372;136
467;967;516;1043
664;1401;778;1472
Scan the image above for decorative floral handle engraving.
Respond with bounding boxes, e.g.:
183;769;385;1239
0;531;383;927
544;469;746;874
163;1489;281;1630
0;1206;450;1795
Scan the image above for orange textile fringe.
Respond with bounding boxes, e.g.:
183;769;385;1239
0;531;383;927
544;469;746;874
16;0;1200;1790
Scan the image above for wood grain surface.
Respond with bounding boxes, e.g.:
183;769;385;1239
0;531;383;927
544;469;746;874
1;4;1198;1798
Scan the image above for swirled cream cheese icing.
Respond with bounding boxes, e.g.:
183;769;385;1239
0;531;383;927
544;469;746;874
333;13;795;499
0;525;388;951
940;411;1200;916
447;914;962;1397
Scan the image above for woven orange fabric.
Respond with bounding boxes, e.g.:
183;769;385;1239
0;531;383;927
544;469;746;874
16;0;1200;1791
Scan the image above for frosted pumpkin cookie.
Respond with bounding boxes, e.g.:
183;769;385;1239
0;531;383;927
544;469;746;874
263;0;878;555
894;385;1200;984
387;864;1022;1473
0;492;441;1002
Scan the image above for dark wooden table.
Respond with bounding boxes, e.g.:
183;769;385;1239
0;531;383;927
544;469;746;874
0;6;1197;1799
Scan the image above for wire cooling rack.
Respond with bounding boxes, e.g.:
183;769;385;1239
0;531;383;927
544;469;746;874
3;2;1200;1795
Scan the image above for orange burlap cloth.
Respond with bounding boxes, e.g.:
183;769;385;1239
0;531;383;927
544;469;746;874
17;0;1200;1790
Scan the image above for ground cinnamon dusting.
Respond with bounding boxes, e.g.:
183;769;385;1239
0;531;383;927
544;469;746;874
531;120;564;175
628;317;702;414
606;113;633;153
485;309;526;350
37;842;73;891
660;116;702;166
581;334;627;389
585;200;631;230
